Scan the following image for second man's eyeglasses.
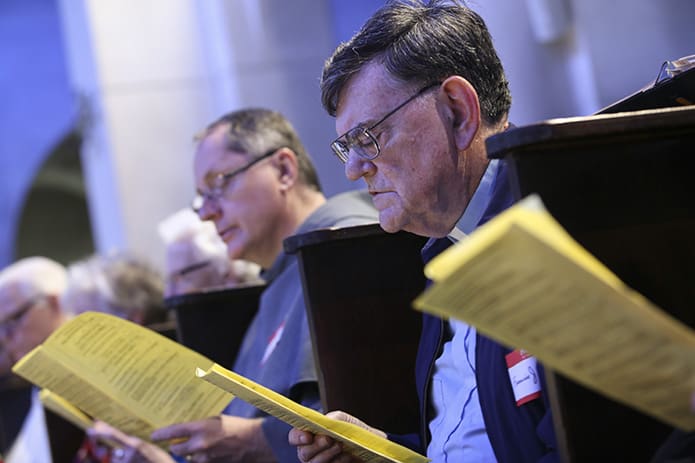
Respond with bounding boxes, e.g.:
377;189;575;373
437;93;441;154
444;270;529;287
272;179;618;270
192;148;278;213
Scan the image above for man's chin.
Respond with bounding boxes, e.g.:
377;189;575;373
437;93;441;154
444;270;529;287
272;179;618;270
225;242;246;261
377;211;404;234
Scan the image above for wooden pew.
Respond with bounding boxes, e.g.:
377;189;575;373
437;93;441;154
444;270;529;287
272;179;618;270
165;284;266;370
285;223;428;434
486;105;695;461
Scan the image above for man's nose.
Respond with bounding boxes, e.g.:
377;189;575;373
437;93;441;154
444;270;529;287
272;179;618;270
197;198;221;221
344;152;376;181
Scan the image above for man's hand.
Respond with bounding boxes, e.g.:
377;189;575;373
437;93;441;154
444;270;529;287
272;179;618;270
151;415;275;463
288;411;384;463
88;421;175;463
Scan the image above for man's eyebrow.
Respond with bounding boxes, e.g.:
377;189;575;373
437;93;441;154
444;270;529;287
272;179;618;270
349;117;380;132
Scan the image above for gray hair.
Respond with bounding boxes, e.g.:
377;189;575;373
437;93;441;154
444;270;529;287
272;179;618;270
198;108;322;192
62;252;166;325
321;0;511;126
0;256;67;298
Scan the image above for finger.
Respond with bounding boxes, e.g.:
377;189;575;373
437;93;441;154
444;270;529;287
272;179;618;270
289;428;315;445
325;410;351;420
303;442;344;463
325;411;365;428
169;440;198;457
325;411;385;438
335;453;361;463
151;424;189;442
297;436;339;462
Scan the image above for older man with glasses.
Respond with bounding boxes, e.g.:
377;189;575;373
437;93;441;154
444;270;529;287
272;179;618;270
0;256;69;463
289;1;559;463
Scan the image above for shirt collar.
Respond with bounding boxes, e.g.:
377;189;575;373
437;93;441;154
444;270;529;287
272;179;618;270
448;158;500;241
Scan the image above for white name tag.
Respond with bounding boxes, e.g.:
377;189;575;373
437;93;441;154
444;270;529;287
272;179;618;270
506;349;542;406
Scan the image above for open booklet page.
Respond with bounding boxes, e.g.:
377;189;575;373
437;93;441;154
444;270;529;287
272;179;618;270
197;363;429;463
12;312;233;440
414;195;695;431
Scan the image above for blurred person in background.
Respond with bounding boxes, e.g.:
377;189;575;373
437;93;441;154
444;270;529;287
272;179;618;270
158;208;262;298
61;251;167;326
98;107;377;463
0;257;69;463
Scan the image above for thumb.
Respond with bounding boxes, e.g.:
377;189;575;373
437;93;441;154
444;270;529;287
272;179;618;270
325;411;386;438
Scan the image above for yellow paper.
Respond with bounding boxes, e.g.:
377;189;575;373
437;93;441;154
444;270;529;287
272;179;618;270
414;195;695;431
40;389;94;430
196;364;429;463
13;312;233;441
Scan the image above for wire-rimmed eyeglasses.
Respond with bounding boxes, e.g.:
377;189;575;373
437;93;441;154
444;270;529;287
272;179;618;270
330;82;441;163
192;148;278;213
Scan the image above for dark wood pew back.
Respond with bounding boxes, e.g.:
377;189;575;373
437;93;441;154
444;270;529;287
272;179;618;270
487;105;695;462
165;284;266;370
285;223;428;434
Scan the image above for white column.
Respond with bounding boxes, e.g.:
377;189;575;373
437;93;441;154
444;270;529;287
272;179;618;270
198;0;354;196
58;0;354;267
58;0;222;266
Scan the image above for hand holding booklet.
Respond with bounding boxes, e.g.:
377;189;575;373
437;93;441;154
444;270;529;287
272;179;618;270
413;195;695;431
13;312;428;462
196;363;429;463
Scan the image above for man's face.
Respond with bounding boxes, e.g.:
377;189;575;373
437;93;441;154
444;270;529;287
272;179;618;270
334;62;475;238
0;282;57;363
193;126;286;268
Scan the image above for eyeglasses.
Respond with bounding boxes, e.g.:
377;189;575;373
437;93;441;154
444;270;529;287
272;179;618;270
192;148;278;213
331;82;441;163
0;296;45;339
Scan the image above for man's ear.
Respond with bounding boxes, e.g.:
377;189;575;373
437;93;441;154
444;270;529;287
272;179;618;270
273;148;299;190
440;76;481;151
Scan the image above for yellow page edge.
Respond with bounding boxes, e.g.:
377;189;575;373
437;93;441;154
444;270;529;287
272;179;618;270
424;195;621;287
40;388;94;430
196;365;429;463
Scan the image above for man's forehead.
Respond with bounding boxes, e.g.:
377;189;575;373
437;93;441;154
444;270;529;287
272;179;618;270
335;63;410;132
194;132;247;182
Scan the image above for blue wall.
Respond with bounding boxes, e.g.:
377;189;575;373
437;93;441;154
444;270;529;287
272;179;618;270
0;0;76;267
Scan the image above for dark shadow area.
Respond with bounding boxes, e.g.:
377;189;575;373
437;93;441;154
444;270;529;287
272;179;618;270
15;130;94;264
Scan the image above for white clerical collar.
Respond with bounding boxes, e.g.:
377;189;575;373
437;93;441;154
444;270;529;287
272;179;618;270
447;158;500;241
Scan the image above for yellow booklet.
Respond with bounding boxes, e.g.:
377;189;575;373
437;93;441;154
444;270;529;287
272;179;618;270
196;364;429;463
414;195;695;431
40;388;94;430
12;312;233;441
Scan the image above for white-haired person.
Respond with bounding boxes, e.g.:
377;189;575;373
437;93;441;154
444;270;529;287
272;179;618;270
61;251;168;326
0;257;69;463
158;208;262;297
